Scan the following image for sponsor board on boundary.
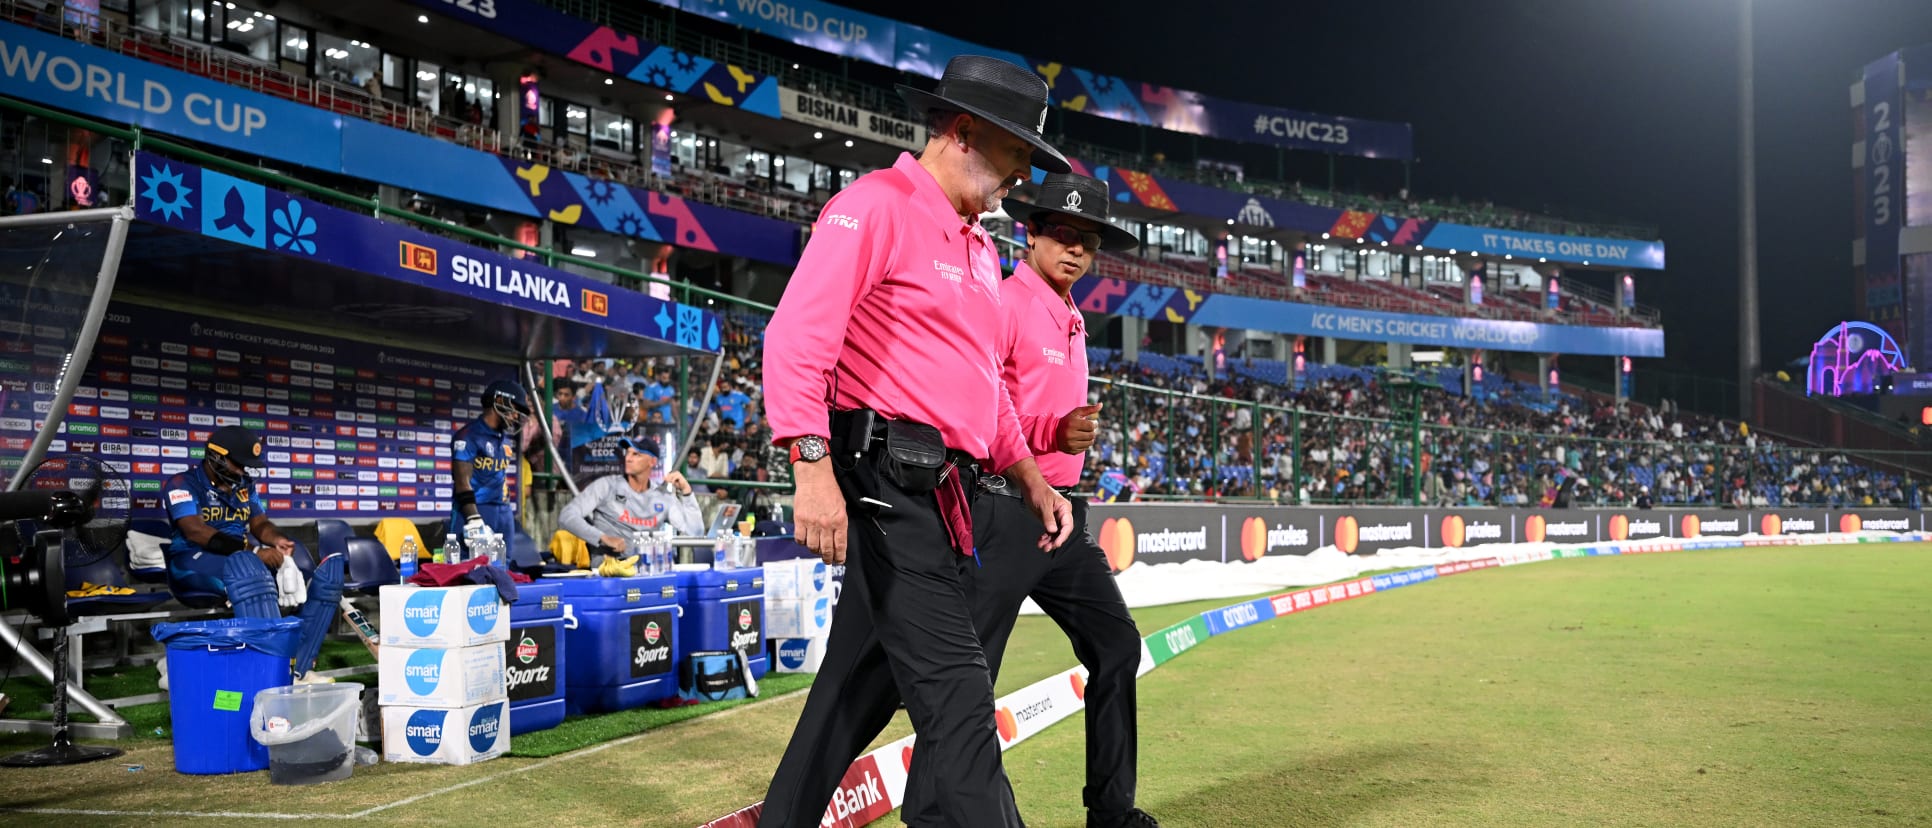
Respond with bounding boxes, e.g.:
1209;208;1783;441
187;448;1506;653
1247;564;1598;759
1084;505;1924;567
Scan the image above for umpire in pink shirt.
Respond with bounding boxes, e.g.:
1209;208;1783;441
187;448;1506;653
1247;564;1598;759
922;174;1157;828
759;56;1074;828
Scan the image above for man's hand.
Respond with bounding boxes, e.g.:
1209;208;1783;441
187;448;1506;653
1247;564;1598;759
256;545;286;570
664;470;693;496
1006;458;1074;551
1055;403;1103;454
791;460;848;564
600;534;628;553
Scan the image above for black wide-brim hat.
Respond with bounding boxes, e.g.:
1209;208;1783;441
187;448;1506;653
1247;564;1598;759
1003;173;1141;251
897;56;1071;175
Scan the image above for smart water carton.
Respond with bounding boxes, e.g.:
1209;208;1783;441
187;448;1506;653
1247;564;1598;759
380;584;510;648
763;559;834;601
764;595;833;640
769;637;827;674
381;699;510;766
377;644;507;708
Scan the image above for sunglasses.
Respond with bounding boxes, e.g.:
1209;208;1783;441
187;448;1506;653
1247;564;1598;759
1035;221;1103;251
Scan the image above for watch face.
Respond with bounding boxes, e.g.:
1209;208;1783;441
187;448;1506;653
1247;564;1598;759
794;436;828;462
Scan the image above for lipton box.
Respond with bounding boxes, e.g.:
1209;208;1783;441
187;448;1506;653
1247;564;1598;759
381;700;510;766
380;584;509;649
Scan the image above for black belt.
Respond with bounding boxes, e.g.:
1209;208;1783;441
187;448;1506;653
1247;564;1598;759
976;475;1080;500
829;408;983;474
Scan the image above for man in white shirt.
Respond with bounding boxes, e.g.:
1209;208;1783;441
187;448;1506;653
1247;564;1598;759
558;434;704;555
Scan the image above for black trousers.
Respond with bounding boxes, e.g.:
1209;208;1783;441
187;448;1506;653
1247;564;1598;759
758;488;1142;827
757;451;1021;828
907;494;1142;824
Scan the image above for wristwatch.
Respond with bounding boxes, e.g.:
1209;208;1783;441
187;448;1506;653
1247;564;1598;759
789;435;830;464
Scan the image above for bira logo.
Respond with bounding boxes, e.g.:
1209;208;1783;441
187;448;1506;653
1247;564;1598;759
465;589;500;634
404;648;443;695
404;708;447;756
467;704;503;754
932;260;965;282
403;590;443;636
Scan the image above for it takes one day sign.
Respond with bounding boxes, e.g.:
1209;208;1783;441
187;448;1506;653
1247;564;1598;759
0;22;343;170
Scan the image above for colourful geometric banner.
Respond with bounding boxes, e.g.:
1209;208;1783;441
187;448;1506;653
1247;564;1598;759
421;0;1412;160
405;0;780;117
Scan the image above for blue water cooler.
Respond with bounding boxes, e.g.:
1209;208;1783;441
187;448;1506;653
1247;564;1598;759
504;581;567;735
559;574;681;713
675;567;767;680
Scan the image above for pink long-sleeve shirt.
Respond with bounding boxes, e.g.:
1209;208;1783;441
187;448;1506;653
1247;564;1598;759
997;262;1090;487
764;153;1028;470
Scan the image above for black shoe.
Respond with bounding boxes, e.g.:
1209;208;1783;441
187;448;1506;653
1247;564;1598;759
1091;809;1160;828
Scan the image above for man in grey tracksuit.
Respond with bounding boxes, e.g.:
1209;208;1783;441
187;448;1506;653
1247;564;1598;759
559;434;705;554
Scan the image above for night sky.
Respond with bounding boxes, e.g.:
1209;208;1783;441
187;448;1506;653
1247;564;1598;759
837;0;1932;384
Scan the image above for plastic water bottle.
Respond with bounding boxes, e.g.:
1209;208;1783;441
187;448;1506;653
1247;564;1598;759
399;536;418;582
445;532;462;565
652;528;670;575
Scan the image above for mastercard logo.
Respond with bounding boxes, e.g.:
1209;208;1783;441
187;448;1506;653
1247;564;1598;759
1523;514;1546;543
901;744;914;771
1097;518;1136;571
1681;514;1701;538
1070;672;1087;701
1333;515;1359;554
1608;514;1630;541
1759;514;1782;536
1239;517;1268;561
1840;514;1862;533
994;707;1018;743
1440;515;1466;548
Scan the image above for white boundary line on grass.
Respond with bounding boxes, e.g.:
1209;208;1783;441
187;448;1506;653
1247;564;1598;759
0;686;813;822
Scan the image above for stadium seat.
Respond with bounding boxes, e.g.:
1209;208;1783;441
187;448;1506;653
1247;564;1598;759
315;519;355;562
374;517;429;563
343;538;398;594
63;538;169;616
507;529;554;574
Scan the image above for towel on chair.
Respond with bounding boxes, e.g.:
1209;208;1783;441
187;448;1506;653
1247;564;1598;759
127;531;166;571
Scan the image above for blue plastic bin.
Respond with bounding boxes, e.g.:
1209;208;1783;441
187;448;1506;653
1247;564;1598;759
559;574;681;714
675;567;768;681
154;617;301;775
505;582;567;735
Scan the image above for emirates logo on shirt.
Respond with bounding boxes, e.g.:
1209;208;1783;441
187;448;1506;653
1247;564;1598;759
931;260;965;283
